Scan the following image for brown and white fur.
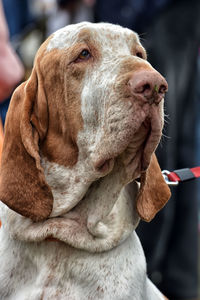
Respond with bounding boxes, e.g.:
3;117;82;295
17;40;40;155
0;22;171;299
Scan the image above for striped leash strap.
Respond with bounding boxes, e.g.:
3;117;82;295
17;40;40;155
162;167;200;186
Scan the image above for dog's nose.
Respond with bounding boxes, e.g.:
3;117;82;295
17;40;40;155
128;70;168;104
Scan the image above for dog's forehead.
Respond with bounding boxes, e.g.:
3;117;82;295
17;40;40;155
47;22;139;52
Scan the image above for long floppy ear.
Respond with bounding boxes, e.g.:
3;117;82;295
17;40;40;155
136;153;171;222
0;65;53;222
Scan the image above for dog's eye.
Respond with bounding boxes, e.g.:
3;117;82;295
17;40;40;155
76;49;91;62
136;52;143;59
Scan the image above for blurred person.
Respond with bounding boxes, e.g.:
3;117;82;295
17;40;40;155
0;0;24;104
196;50;200;206
0;0;31;124
2;0;33;38
95;0;200;299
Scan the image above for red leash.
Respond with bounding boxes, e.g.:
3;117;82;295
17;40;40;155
162;167;200;185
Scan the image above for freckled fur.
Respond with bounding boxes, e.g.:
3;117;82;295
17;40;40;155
0;22;170;299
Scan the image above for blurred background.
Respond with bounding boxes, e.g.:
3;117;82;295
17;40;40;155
0;0;200;299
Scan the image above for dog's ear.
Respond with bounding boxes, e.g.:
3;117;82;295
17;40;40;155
136;153;171;222
0;65;53;222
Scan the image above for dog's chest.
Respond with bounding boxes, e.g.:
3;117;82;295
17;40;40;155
0;233;148;300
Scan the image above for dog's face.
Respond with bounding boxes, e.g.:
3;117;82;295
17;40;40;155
42;23;164;174
0;23;170;251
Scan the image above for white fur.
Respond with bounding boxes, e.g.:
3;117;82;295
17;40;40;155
0;22;166;299
47;22;137;52
0;210;163;299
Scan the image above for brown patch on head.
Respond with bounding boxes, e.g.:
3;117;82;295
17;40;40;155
113;56;154;102
118;55;151;76
76;28;102;62
0;34;94;220
35;36;99;166
77;28;94;43
40;29;102;166
136;154;171;222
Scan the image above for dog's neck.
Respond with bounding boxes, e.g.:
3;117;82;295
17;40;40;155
0;225;150;299
1;156;140;253
41;156;140;252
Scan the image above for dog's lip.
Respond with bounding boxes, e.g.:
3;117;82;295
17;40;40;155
45;236;61;242
141;111;162;170
94;120;152;175
141;125;152;171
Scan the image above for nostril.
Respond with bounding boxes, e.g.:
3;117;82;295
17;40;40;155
128;70;168;104
159;84;168;94
142;84;151;94
135;83;151;94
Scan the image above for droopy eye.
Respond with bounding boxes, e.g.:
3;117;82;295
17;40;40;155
76;49;91;62
136;52;144;59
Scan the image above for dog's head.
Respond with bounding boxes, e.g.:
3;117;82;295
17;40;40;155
0;23;170;251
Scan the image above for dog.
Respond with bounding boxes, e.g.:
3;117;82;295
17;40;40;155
0;22;171;299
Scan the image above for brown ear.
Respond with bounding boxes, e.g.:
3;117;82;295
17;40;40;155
136;153;171;222
0;65;53;222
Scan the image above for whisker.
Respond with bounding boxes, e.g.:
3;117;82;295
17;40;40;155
138;32;147;39
161;133;171;139
164;118;170;125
